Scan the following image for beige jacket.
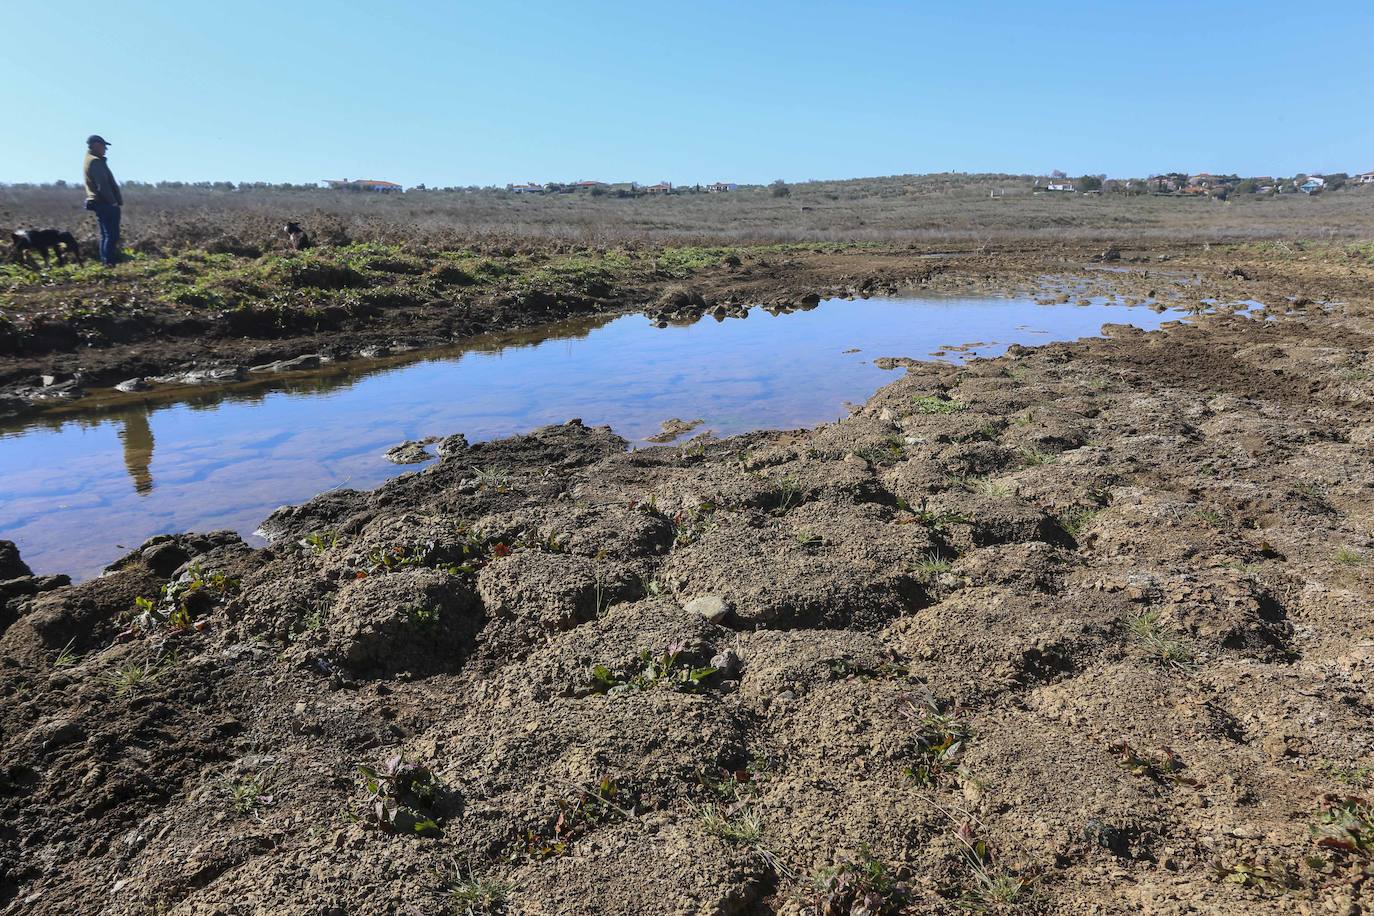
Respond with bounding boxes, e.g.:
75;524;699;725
83;153;123;206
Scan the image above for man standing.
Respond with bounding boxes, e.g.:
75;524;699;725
83;135;123;266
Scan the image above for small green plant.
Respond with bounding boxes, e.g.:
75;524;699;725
809;846;907;915
699;804;763;844
299;530;340;553
1108;741;1199;786
768;475;804;515
1056;507;1101;537
228;769;276;816
1194;508;1224;528
126;563;240;634
1310;794;1373;857
524;777;627;859
1318;760;1374;789
363;543;432;574
911;552;951;582
357;755;442;836
409;604;443;627
954;821;1031;910
1334;547;1364;566
794;531;824;549
107;655;174;696
473;466;512;492
53;639;81;668
1018;446;1057;466
443;870;514;915
588;643;717;696
671;503;717;548
915;503;968;533
1126;610;1195;671
1212;861;1298;895
898;693;971;787
914;396;967;415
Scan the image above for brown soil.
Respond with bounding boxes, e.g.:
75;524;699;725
3;246;1374;915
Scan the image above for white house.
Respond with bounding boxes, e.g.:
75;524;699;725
1300;176;1327;194
1357;172;1374;185
1046;179;1075;192
507;182;544;194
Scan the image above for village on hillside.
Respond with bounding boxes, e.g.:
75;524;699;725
1034;169;1374;197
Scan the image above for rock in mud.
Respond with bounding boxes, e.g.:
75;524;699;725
325;568;481;675
683;595;730;623
0;540;32;580
114;377;149;392
250;353;328;373
434;433;470;458
646;417;704;443
383;439;438;464
873;356;919;370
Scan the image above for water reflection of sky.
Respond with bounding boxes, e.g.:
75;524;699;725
0;295;1191;579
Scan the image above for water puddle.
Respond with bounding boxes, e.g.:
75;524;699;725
2;294;1200;578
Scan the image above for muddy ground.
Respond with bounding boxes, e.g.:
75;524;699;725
2;244;1374;915
4;238;1369;421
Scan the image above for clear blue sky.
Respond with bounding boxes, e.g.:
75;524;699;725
5;0;1372;187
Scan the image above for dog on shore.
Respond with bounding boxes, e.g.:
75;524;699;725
11;229;84;266
283;222;311;251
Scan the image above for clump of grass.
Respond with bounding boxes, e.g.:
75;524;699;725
954;822;1032;910
299;530;340;553
1018;446;1057;466
699;804;763;844
1125;610;1195;671
914;395;967;415
767;475;804;515
911;552;951;582
794;531;824;549
1194;508;1224;528
947;474;1010;497
473;466;512;492
107;655;174;696
1334;547;1364;566
1056;507;1101;537
53;639;81;668
228;769;276;816
441;866;514;915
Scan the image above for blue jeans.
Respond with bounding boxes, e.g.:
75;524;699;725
93;203;121;265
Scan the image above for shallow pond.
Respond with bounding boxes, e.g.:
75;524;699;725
1;294;1198;578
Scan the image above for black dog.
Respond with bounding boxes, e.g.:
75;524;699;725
283;222;311;251
12;229;84;266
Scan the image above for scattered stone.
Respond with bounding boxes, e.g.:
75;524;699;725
709;648;740;678
873;356;919;370
646;418;704;443
683;595;729;623
434;433;470;458
383;438;439;464
114;377;149;393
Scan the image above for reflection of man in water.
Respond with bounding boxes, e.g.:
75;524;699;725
118;409;155;494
